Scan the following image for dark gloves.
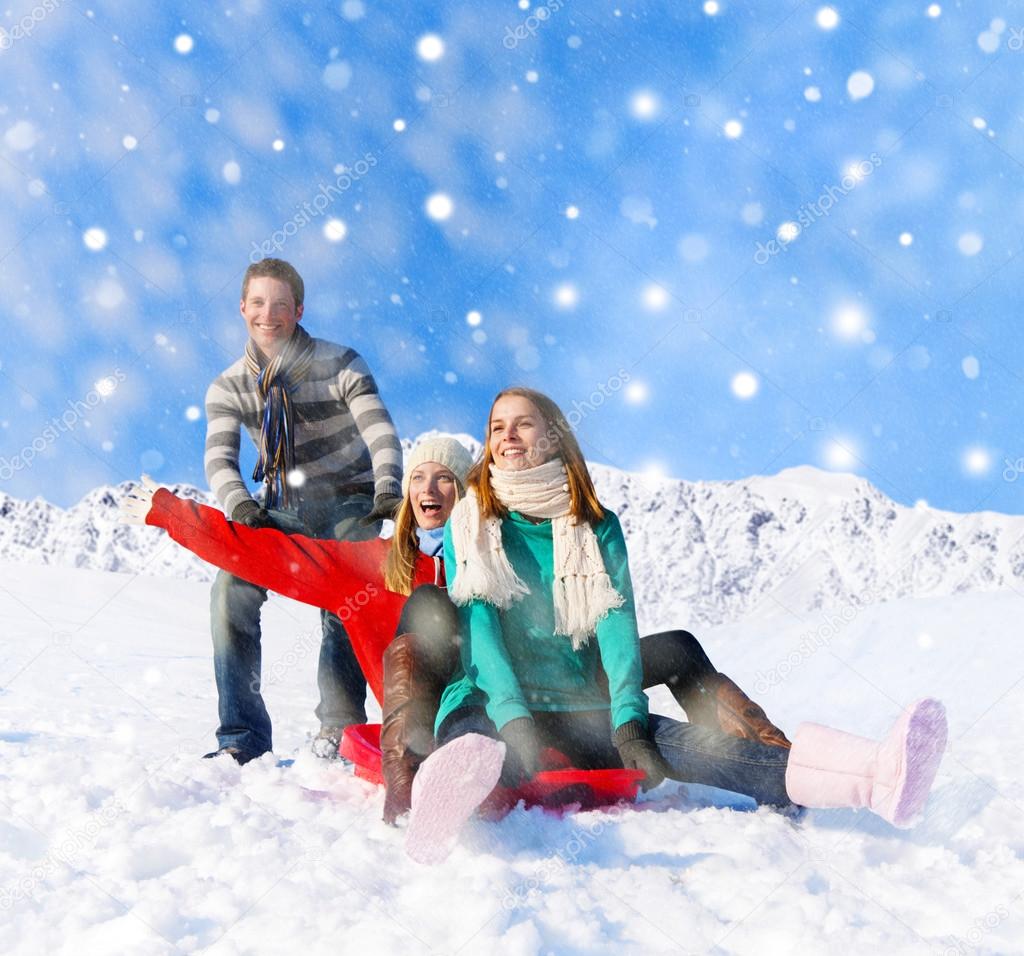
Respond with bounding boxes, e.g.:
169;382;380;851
498;717;541;787
613;720;672;792
361;493;404;526
231;500;275;529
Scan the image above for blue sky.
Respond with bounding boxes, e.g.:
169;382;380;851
1;1;1022;513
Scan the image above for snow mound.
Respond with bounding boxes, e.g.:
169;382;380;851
0;562;1020;954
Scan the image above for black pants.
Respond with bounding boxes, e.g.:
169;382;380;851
395;583;461;677
438;706;622;769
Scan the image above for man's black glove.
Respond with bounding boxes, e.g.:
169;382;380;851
231;500;275;529
498;717;542;787
360;494;404;526
613;720;672;792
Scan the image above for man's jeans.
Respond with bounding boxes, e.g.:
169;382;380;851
437;707;792;808
210;493;378;757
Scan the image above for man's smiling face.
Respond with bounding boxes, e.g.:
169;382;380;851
240;276;303;358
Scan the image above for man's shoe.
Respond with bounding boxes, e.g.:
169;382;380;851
311;727;345;759
203;746;260;766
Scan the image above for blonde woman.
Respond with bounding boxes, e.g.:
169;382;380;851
404;388;948;864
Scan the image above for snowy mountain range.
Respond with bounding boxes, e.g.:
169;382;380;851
4;432;1022;629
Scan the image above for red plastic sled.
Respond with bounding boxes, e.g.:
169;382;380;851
340;723;645;815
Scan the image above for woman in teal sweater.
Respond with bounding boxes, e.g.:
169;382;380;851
404;388;948;865
436;504;646;743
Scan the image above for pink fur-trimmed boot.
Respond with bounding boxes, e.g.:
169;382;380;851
405;733;506;865
785;698;948;828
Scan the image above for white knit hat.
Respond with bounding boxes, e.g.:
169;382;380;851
401;437;475;497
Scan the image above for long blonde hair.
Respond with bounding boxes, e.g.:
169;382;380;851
383;496;423;596
468;387;605;526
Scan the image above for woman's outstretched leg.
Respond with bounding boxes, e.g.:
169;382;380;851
640;629;716;695
648;713;793;807
640;630;790;748
650;697;947;827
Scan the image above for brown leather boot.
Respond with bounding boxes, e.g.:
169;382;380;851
681;673;791;749
381;634;445;825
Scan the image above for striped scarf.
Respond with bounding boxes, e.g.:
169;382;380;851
245;325;316;509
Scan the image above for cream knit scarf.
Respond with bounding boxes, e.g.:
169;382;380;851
448;459;623;650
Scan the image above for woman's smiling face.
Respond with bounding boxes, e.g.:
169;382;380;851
408;461;459;529
489;394;557;471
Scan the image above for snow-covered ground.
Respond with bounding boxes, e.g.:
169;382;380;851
2;559;1022;955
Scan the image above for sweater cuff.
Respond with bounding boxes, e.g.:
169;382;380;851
612;719;649;747
374;477;401;501
487;700;533;731
230;499;261;523
145;487;175;527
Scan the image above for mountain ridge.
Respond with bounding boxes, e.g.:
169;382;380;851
3;432;1022;629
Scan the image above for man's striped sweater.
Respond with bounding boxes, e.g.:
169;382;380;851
204;335;402;517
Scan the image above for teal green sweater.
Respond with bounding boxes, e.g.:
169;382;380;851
435;509;649;735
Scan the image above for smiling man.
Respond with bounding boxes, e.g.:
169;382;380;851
202;258;403;764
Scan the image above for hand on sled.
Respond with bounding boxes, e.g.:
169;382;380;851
614;720;672;791
498;717;542;787
120;474;161;525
